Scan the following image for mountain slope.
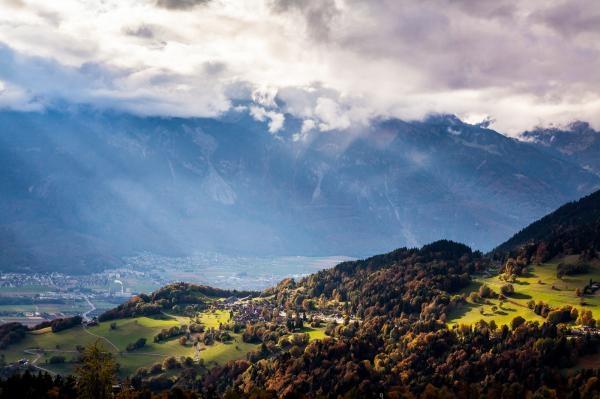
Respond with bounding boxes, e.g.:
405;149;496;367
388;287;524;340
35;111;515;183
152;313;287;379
522;121;600;176
1;109;599;272
494;189;600;256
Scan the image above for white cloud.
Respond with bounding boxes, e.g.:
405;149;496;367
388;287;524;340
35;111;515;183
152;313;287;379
0;79;43;111
314;97;350;131
301;119;316;133
249;105;285;133
0;0;599;134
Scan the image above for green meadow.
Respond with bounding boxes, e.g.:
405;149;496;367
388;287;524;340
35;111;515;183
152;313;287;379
296;326;327;341
1;310;258;376
449;257;600;327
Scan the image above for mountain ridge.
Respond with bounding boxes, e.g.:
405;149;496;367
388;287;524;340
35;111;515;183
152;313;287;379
1;108;599;273
494;188;600;257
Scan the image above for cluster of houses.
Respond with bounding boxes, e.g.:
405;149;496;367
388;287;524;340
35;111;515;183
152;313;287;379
583;279;600;295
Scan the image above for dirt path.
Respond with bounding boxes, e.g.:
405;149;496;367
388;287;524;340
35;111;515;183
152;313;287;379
23;349;57;375
81;325;120;353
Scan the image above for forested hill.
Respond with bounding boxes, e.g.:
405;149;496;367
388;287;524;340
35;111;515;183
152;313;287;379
202;239;600;397
99;283;257;321
270;240;487;321
494;189;600;259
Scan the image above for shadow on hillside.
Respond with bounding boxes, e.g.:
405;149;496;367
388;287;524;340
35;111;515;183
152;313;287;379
149;313;176;321
510;292;532;300
459;280;483;295
447;302;478;322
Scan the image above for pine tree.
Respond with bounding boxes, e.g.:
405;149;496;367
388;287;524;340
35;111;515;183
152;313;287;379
76;341;117;399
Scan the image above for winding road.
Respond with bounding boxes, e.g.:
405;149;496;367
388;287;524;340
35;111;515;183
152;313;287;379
23;349;57;375
82;295;96;322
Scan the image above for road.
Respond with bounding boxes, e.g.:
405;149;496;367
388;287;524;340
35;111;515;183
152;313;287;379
23;349;57;375
82;295;96;322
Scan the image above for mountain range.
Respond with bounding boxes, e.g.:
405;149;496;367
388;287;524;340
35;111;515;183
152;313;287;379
1;108;599;273
522;121;600;177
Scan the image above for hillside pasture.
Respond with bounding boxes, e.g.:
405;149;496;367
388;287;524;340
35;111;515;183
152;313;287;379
449;258;600;327
0;310;256;376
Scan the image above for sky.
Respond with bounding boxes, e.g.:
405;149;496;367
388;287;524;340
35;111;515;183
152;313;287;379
0;0;600;135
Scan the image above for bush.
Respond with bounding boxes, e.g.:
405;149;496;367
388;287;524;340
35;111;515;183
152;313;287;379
150;363;163;374
154;326;184;342
162;356;181;370
48;355;66;364
547;310;565;325
577;310;596;327
500;284;514;296
189;323;204;333
468;292;481;303
126;338;147;352
478;285;496;299
50;316;82;333
510;316;526;330
533;301;551;317
557;262;589;278
218;331;232;342
0;323;28;349
134;367;149;378
289;333;309;347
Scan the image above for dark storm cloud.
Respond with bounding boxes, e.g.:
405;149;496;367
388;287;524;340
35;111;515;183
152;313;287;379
269;0;339;40
446;0;517;20
3;0;600;133
329;0;600;94
530;0;600;38
155;0;211;10
124;24;155;39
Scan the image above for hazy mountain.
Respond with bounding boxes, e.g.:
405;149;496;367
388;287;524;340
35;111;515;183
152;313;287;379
1;109;598;273
522;121;600;176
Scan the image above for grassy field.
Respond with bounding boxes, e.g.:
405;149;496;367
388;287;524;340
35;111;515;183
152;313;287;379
0;310;258;376
0;286;50;295
197;310;231;329
0;303;89;313
448;258;600;327
297;326;327;341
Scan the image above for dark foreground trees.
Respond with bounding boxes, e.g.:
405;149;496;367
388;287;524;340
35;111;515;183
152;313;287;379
0;372;77;398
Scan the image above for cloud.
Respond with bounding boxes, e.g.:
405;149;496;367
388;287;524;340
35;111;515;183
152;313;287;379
269;0;339;40
530;0;600;38
314;97;350;131
0;79;43;111
0;44;231;117
155;0;211;10
249;105;285;133
124;24;156;39
0;0;600;135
